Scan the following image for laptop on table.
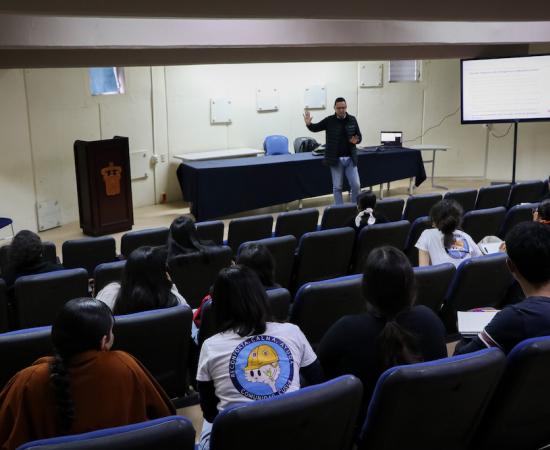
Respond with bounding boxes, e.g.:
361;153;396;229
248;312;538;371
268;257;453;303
380;131;403;147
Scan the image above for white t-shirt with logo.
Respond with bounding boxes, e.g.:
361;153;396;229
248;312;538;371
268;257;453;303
197;322;317;412
415;228;482;267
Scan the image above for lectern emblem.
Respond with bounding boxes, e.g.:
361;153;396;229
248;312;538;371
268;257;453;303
100;161;122;196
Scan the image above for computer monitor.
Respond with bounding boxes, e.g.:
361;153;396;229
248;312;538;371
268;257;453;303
380;131;403;147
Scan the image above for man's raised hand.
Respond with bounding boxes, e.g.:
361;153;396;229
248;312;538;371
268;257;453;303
303;110;312;126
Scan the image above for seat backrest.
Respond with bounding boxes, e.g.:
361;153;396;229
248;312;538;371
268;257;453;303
112;305;192;400
274;208;319;242
13;269;89;329
359;348;506;450
353;220;410;273
404;216;432;266
210;375;363;450
293;136;319;153
0;325;52;390
413;263;456;312
498;202;536;239
507;180;545;208
402;193;442;223
475;184;512;210
462;206;507;242
0;279;8;333
62;236;117;277
168;246;233;308
227;215;274;254
196;220;225;246
16;416;196;450
238;235;297;289
444;188;478;212
93;260;126;293
445;253;513;313
473;336;550;450
375;198;405;222
290;274;365;347
320;203;357;230
294;227;355;291
120;227;169;258
263;135;289;155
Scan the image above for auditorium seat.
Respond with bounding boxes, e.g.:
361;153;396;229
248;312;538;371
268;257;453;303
507;180;545;208
16;416;196;450
196;220;225;246
62;236;117;277
353;220;410;273
168;246;232;308
375;197;405;222
227;215;274;254
113;305;193;405
473;336;550;450
444;188;478;212
210;375;362;450
120;227;169;258
402;193;442;223
13;269;89;329
274;208;319;242
413;263;456;313
293;227;355;291
462;206;507;242
0;325;52;390
290;274;365;348
320;203;357;230
0;279;8;333
358;348;505;450
475;184;511;210
498;202;536;239
93;260;126;293
404;216;432;266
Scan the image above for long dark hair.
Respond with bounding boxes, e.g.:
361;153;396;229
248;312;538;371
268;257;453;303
6;230;43;273
430;199;463;250
114;246;178;315
212;265;269;337
50;298;113;431
362;246;422;371
167;215;214;259
536;199;550;223
236;243;276;288
355;191;378;227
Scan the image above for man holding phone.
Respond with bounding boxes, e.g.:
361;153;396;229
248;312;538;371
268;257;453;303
303;97;362;204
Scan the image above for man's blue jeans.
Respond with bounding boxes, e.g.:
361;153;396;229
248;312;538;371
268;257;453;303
329;157;361;204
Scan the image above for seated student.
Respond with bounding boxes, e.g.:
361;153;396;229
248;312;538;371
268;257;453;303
0;298;174;450
348;191;388;232
96;246;188;315
533;199;550;225
167;215;217;261
416;199;482;267
455;221;550;355
236;242;281;290
196;265;322;450
317;246;446;429
1;230;63;288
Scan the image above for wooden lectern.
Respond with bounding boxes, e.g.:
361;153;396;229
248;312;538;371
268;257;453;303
74;137;134;236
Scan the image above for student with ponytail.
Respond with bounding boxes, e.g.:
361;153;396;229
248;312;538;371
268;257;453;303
317;247;446;430
348;191;388;233
0;298;174;450
416;199;482;267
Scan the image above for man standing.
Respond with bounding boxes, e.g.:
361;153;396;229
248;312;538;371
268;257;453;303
304;97;362;204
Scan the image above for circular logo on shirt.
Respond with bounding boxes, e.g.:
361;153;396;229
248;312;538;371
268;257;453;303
446;234;471;260
229;335;294;400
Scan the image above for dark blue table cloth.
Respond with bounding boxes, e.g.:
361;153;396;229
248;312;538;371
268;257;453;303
177;147;426;220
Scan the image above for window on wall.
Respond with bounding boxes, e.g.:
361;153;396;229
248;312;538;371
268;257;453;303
389;60;421;82
89;67;125;95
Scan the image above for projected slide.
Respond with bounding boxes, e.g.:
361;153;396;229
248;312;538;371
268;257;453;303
461;55;550;123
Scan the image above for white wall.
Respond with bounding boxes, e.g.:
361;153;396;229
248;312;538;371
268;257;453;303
1;59;550;233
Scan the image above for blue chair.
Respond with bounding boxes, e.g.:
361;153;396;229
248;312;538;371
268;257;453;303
404;216;432;266
210;375;363;450
290;274;365;348
358;349;506;450
462;206;507;243
498;202;536;239
473;336;550;450
263;135;290;155
93;260;126;294
62;236;117;277
0;217;14;239
413;263;456;313
375;198;404;222
196;220;225;246
402;193;442;223
227;215;274;254
0;325;52;390
507;180;546;208
274;208;319;242
16;416;195;450
120;227;169;258
444;188;478;213
475;184;511;210
320;203;357;230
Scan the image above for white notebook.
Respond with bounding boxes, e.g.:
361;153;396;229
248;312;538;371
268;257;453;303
480;242;503;255
457;311;499;335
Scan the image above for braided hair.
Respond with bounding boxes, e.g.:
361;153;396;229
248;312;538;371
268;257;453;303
49;298;113;431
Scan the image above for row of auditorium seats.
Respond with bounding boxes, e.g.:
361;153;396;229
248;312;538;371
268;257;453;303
8;329;550;449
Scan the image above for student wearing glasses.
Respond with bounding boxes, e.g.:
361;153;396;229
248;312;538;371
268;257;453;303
416;199;482;267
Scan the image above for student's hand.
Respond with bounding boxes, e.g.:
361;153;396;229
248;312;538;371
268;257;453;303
499;241;507;252
303;110;312;125
349;134;360;145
